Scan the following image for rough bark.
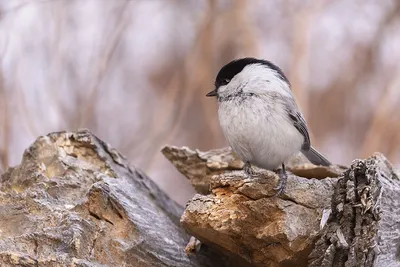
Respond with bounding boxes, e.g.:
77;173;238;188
163;146;399;267
0;130;227;267
308;153;400;267
161;146;344;195
1;132;398;267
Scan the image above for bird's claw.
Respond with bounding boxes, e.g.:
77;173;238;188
244;161;255;177
244;162;287;196
272;164;287;197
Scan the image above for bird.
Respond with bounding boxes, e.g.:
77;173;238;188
206;57;331;195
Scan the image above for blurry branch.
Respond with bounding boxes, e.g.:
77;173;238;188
196;0;218;145
225;0;259;56
359;2;400;159
361;72;400;158
0;38;10;173
77;1;132;128
46;0;69;128
388;119;400;160
142;0;260;172
309;0;400;162
126;0;191;160
161;0;219;143
0;68;9;173
197;0;258;140
16;1;65;138
289;1;326;121
16;78;40;138
0;0;55;19
140;0;218;170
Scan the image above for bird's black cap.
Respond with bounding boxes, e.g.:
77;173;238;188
206;57;290;97
215;57;290;88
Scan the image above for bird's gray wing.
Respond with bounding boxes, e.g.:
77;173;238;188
302;146;331;166
288;109;332;165
287;108;310;150
284;98;331;166
281;96;331;165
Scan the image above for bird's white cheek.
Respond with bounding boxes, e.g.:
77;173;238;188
217;85;228;94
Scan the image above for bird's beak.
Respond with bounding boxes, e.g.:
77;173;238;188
206;89;217;97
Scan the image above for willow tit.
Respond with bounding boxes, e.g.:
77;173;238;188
206;57;331;195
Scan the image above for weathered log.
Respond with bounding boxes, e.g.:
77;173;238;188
308;153;400;267
161;146;344;195
0;130;227;267
163;145;399;267
1;131;397;267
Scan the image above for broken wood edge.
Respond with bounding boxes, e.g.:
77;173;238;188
308;153;400;267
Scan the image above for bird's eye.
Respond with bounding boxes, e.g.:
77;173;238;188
223;79;231;85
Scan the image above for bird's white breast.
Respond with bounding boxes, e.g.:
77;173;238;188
218;95;303;170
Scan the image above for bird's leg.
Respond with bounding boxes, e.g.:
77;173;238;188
243;161;255;177
273;163;287;196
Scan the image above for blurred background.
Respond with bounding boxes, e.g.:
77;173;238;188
1;0;400;204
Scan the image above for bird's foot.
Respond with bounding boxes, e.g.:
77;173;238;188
243;161;255;177
273;163;287;196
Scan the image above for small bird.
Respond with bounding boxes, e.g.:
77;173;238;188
206;57;331;195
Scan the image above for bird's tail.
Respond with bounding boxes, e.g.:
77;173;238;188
301;146;331;166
